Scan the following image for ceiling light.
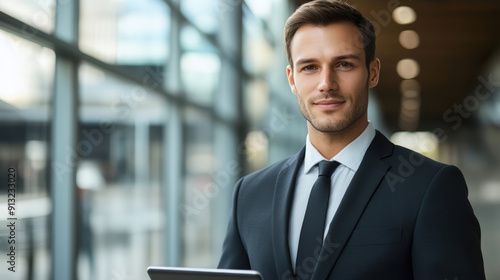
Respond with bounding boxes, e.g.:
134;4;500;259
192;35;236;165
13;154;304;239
400;79;421;98
400;79;420;92
390;131;438;157
393;6;417;25
397;58;420;79
402;89;419;99
399;30;420;49
402;97;420;111
400;109;419;121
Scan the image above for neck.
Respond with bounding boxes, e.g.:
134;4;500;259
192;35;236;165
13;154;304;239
308;118;368;160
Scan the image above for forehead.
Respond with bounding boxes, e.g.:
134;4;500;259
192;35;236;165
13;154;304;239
290;22;366;63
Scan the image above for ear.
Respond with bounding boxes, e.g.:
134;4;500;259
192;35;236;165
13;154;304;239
286;65;297;95
368;58;381;88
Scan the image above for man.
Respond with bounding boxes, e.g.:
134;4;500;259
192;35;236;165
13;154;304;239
218;1;485;279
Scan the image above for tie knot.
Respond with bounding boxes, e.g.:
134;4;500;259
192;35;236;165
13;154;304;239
318;160;340;177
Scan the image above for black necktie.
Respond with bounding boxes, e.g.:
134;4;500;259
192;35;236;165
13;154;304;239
296;160;340;280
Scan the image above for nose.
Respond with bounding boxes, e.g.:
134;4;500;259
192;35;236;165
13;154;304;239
318;67;337;92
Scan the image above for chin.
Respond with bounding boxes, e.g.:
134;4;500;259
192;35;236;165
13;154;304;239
310;120;350;133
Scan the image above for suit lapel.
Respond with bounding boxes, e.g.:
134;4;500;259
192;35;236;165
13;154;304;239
312;131;394;280
272;147;305;279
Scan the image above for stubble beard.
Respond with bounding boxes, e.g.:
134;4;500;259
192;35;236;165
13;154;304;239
297;90;368;133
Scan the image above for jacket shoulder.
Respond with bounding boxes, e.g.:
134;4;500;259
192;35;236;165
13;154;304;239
242;152;300;183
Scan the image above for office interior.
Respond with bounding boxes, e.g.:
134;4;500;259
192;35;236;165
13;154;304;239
0;0;499;279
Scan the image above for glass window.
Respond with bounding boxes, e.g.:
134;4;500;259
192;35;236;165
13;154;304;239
180;25;220;105
0;0;55;34
180;0;218;35
79;0;170;65
77;62;167;280
242;10;274;74
244;78;269;124
0;29;55;280
182;107;215;267
245;0;273;21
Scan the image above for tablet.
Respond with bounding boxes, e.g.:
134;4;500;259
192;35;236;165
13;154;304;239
147;266;264;280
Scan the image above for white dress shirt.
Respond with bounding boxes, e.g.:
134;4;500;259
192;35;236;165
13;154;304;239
289;122;376;269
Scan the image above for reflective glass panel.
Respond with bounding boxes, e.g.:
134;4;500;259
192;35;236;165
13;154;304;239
77;62;167;280
246;0;273;20
79;0;170;65
180;25;220;105
0;29;54;280
242;10;273;74
181;0;218;34
0;0;55;33
182;107;214;267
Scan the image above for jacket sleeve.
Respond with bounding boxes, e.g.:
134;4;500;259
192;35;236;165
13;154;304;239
412;165;485;279
218;177;251;269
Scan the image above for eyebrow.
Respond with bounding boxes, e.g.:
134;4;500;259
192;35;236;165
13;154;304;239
295;54;362;67
334;54;362;61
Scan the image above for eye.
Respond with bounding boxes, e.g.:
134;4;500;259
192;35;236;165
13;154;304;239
338;62;353;69
302;65;317;71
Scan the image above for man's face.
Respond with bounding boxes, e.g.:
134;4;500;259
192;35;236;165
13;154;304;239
286;22;380;133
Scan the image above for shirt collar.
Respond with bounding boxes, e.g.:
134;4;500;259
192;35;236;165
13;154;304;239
303;122;376;174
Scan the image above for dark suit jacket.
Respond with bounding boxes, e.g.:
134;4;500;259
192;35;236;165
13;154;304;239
218;131;485;280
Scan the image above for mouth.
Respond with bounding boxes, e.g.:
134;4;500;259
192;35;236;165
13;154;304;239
313;99;345;110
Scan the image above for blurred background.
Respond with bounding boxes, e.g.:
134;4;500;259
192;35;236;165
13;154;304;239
0;0;499;279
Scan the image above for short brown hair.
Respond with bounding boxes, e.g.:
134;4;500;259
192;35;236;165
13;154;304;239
284;0;375;69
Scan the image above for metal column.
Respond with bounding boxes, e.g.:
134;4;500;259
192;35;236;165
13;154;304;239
50;1;80;279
